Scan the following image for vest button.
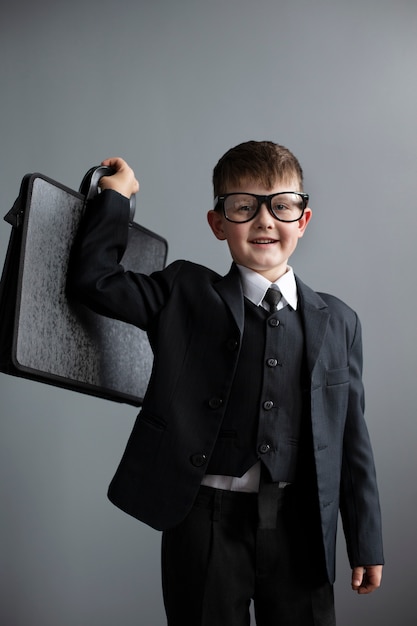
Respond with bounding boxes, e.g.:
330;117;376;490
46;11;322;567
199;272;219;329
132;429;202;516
258;442;271;454
190;453;207;467
208;397;223;409
263;400;274;410
269;318;280;327
267;358;278;367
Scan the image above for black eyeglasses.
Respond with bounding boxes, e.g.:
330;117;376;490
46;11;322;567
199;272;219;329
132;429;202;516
214;192;309;223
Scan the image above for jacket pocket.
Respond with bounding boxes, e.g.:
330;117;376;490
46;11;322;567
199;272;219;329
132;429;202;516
138;410;167;431
217;429;238;439
122;411;169;478
326;366;349;387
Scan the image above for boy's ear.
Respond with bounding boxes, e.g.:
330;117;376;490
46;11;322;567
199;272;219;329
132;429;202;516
207;210;227;240
297;207;312;237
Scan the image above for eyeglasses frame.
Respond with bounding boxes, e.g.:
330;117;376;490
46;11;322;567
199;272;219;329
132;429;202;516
214;191;309;223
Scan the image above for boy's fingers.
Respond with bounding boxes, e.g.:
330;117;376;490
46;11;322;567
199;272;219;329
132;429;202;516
351;565;383;594
101;157;127;171
351;566;364;590
98;157;139;197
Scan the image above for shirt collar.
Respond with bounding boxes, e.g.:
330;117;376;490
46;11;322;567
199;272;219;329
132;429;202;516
236;264;298;310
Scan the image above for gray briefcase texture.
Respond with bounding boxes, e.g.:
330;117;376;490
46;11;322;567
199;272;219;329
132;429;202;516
0;167;167;406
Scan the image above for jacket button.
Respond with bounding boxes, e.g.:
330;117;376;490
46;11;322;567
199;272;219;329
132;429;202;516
190;453;207;467
263;400;274;410
269;318;280;327
208;397;223;409
267;358;278;367
258;442;271;454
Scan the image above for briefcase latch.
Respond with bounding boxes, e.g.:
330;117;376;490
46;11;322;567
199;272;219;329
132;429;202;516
4;195;25;229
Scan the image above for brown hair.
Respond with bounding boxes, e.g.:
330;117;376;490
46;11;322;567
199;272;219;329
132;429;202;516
212;140;304;196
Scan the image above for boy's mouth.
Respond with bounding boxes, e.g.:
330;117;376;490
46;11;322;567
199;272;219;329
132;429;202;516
251;238;278;244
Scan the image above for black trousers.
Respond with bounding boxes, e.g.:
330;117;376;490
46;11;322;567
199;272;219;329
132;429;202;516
161;484;336;626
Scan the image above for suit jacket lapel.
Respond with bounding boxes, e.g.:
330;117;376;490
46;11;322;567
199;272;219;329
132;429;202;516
296;277;330;375
213;263;245;336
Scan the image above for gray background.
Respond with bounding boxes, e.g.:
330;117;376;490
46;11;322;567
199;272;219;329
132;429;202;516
1;1;416;624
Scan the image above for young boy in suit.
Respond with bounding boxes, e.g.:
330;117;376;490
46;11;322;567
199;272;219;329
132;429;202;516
67;141;384;625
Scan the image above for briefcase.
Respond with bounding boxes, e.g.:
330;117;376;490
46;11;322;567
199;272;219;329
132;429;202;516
0;167;167;406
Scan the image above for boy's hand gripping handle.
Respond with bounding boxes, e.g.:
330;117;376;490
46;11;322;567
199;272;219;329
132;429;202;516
79;166;136;222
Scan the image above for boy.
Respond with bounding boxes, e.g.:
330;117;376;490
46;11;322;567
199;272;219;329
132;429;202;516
67;141;384;625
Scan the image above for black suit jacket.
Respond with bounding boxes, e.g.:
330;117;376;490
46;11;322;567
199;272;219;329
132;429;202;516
67;190;384;583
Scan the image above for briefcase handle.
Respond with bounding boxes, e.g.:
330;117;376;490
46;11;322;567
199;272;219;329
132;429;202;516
79;165;136;221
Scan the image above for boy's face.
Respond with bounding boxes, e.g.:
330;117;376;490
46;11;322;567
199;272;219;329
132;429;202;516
207;178;312;282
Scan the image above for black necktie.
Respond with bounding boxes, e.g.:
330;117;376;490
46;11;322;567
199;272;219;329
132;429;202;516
263;286;282;312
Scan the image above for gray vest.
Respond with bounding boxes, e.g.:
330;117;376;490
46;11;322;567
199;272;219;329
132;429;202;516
206;298;305;483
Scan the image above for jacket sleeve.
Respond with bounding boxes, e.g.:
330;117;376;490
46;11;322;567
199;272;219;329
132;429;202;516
339;313;384;567
66;189;179;329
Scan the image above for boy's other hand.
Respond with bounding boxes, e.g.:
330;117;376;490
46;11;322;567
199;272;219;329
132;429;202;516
351;565;383;594
100;157;139;199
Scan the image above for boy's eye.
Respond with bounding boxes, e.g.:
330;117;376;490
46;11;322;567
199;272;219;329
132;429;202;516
226;195;257;213
271;194;303;213
271;202;289;212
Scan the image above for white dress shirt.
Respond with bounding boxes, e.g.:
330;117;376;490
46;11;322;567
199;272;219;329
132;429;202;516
201;265;298;493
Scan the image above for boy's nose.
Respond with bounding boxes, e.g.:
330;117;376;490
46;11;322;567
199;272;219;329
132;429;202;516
254;202;274;226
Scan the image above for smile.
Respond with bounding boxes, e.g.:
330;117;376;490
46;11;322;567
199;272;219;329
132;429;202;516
251;239;277;244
